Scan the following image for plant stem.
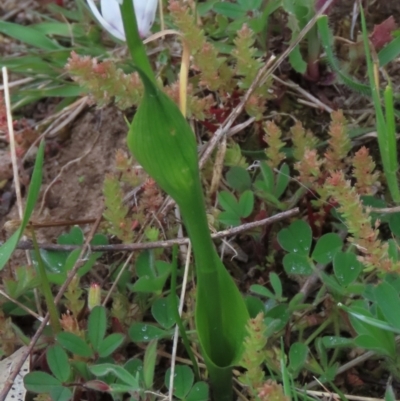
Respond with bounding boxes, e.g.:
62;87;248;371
120;0;156;84
32;230;61;334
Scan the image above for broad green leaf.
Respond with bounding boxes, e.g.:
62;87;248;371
218;211;241;226
24;372;61;393
98;333;125;358
187;381;209;401
56;332;93;358
124;358;144;383
259;161;274;193
89;364;139;389
226;166;252;192
389;213;400;237
0;141;45;270
311;233;342;264
47;345;71;382
373;281;400;330
333;252;362;286
283;253;313;275
354;334;393;357
322;336;354;349
269;272;282;299
275;163;290;198
238;190;254;218
250;284;275;299
50;386;73;401
165;365;194;399
288;342;308;377
151;295;177;329
88;306;107;351
143;340;158;389
277;220;312;255
218;191;241;216
244;296;265;317
129;323;169;342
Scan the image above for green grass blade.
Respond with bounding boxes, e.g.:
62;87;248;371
378;35;400;67
0;141;45;270
0;21;62;50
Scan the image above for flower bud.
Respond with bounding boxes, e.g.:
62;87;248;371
88;283;101;310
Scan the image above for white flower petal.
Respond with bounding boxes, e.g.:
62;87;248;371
87;0;125;40
133;0;158;37
100;0;125;39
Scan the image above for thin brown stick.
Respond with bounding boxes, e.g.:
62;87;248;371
4;208;299;253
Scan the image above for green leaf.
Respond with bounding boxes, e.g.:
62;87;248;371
151;295;177;329
250;284;275;299
269;272;282;299
0;21;62;50
127;69;199;207
354;334;393;356
226;166;252;192
289;45;307;74
143;340;158;389
213;2;246;18
165;365;194;399
385;385;396;401
89;363;139;389
275;163;290;198
50;386;73;401
124;358;144;384
0;141;45;270
98;333;125;358
322;336;354;349
129;323;169;342
218;191;241;216
24;371;62;393
373;282;400;330
187;381;209;401
57;332;93;358
259;161;274;193
333;252;362;286
238;190;254;218
87;306;107;351
47;345;71;382
277;220;312;255
244;296;265;318
311;233;342;264
136;250;155;278
58;226;84;245
288;342;308;377
389;213;400;237
283;253;313;275
218;211;241;226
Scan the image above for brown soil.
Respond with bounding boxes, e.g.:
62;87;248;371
0;105;127;264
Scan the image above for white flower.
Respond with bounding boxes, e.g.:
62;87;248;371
87;0;158;40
